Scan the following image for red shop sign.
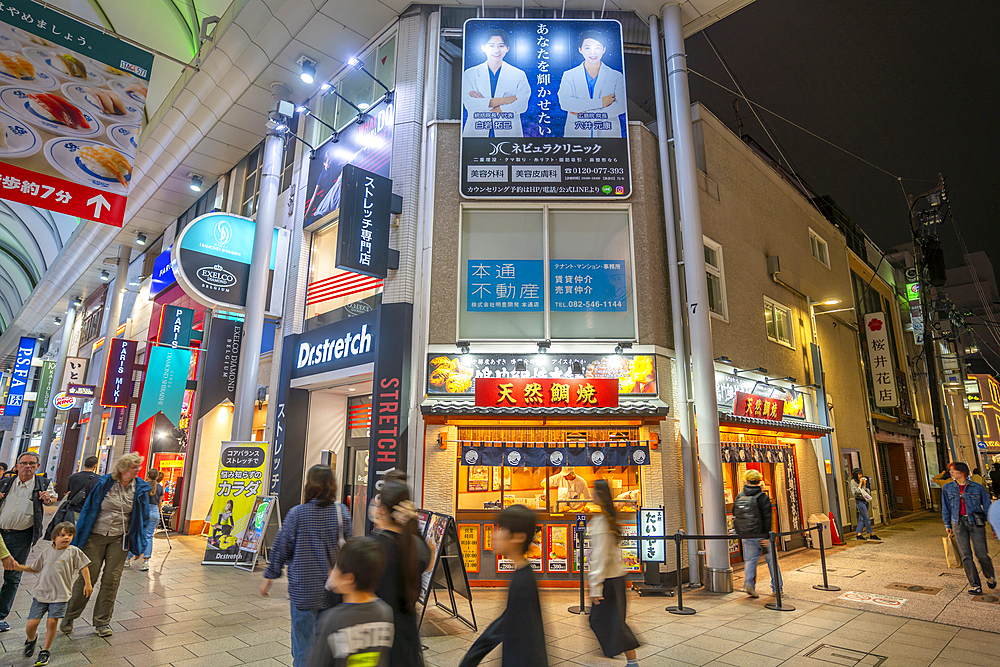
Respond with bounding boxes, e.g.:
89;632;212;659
734;391;784;421
474;377;619;409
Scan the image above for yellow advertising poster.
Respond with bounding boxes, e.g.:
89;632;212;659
547;524;569;572
457;524;480;573
202;441;268;565
483;524;493;551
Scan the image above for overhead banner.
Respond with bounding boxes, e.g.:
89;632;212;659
135;345;191;427
100;338;136;407
201;317;242;413
336;164;392;279
158;305;194;348
0;0;152;226
61;356;87;391
4;336;35;416
460;19;630;198
32;359;56;419
864;312;898;408
171;212;289;316
304;102;394;227
203;441;268;564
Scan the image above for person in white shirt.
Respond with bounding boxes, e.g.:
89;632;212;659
557;30;627;138
545;467;589;511
0;452;54;633
462;29;530;137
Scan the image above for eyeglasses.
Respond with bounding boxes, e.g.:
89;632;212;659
17;461;38;467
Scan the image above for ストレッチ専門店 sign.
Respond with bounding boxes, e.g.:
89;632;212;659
0;0;153;226
336;164;392;279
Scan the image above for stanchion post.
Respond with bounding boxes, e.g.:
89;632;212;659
763;531;795;611
667;531;696;615
812;523;841;592
568;526;588;615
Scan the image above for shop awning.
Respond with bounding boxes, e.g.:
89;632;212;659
421;398;670;417
718;412;833;438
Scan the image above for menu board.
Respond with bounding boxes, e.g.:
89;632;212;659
528;526;543;571
458;524;480;573
547;524;570;572
421;514;450;598
497;552;515;573
417;509;431;537
727;514;741;555
468;466;489;491
621;523;640;572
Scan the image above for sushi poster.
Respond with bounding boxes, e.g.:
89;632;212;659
0;0;153;226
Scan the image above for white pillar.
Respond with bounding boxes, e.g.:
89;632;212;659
38;299;78;469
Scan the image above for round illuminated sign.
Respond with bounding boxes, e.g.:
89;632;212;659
53;392;74;410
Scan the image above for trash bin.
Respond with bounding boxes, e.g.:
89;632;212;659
808;514;833;549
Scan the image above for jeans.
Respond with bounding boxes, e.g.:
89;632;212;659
142;506;159;559
289;604;321;667
0;528;33;620
64;532;129;627
953;516;996;588
855;500;873;536
742;538;781;592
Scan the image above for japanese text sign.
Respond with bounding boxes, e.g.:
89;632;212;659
158;305;194;349
61;356;86;390
550;260;626;311
0;0;153;227
336;164;392;279
31;359;55;419
638;507;665;563
100;338;136;407
460;19;631;198
474;377;618;408
864;312;898;408
466;259;543;311
203;441;268;565
4;336;34;416
733;391;785;422
66;383;95;398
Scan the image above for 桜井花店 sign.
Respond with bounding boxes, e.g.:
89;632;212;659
0;0;153;227
474;377;618;408
460;19;631;198
733;391;785;421
4;337;34;416
100;338;136;407
336;164;392;279
864;312;898;408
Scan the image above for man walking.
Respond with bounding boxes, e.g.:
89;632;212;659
942;461;995;595
66;457;100;515
0;452;54;631
733;469;781;598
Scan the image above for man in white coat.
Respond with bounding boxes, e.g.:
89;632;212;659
462;29;530;137
557;30;627;138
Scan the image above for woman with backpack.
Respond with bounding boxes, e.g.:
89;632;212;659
850;469;880;541
733;469;781;598
587;479;640;667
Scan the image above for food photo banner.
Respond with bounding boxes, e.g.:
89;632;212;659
428;353;656;396
0;0;152;226
460;19;631;198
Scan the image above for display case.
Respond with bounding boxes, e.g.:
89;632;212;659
457;463;641;513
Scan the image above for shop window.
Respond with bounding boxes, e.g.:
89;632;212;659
704;236;728;320
809;228;830;268
459;206;636;341
764;296;794;348
238;119;297;219
318;35;397;136
305;221;383;322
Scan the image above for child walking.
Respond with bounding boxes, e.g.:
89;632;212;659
16;521;92;666
459;504;548;667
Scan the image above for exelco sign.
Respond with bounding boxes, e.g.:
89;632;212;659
290;311;378;381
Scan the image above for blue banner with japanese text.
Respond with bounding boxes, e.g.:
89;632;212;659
466;259;543;311
549;260;626;311
3;337;34;416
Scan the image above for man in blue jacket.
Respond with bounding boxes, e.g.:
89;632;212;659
942;461;995;595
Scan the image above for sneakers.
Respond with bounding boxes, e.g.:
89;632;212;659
856;534;867;541
140;560;149;572
95;625;113;637
0;620;9;632
969;586;983;595
869;534;882;542
59;619;72;634
744;584;759;598
34;650;50;666
988;578;997;589
24;637;36;657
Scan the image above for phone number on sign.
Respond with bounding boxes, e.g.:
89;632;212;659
555;300;625;309
563;167;625;175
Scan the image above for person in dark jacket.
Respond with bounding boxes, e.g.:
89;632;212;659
0;452;54;632
65;457;100;513
733;469;781;598
989;461;1000;499
60;453;149;638
942;461;995;595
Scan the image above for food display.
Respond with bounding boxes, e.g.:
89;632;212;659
428;355;474;394
0;51;33;80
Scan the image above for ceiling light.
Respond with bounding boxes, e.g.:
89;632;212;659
71;296;82;307
99;270;110;282
321;83;331;91
348;57;359;67
53;317;61;325
299;58;316;84
296;104;309;114
819;299;841;306
348;387;355;392
358;102;369;110
189;174;203;192
135;231;146;246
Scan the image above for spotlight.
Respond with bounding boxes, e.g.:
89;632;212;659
99;269;110;282
189;173;203;192
358;102;370;110
348;57;359;67
54;317;61;325
135;231;146;246
296;104;309;114
299;57;316;84
714;356;733;365
614;344;623;356
753;366;768;375
571;362;584;377
274;122;287;132
321;83;331;91
514;360;527;373
783;376;797;383
456;341;470;355
71;296;82;307
537;340;551;354
818;299;841;306
614;341;633;356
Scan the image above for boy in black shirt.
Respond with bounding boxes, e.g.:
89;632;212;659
459;505;548;667
309;537;394;667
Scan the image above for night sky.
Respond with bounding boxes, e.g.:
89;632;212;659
683;0;1000;273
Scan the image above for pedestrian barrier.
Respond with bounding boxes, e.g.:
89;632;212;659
665;522;841;615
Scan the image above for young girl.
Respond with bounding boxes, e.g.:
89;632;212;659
587;479;640;667
372;479;430;667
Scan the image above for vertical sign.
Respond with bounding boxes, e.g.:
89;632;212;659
135;346;192;426
201;317;242;413
457;524;480;573
864;312;898;408
336;164;392;279
61;357;88;391
158;305;194;348
638;507;666;563
202;441;268;564
32;360;57;419
100;339;136;407
109;405;130;435
5;337;35;416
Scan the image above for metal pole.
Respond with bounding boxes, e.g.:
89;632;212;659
649;12;700;588
763;531;794;611
37;299;78;469
83;244;131;459
812;523;840;592
568;526;588;614
232;82;290;442
662;2;730;591
666;532;695;615
810;334;841;527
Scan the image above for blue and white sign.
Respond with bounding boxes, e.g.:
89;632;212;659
150;246;175;295
550;260;626;311
4;337;34;416
466;259;543;311
638;506;666;563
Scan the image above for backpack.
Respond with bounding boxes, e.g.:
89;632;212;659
732;491;763;537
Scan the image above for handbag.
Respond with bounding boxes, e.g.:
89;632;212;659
860;487;872;503
942;535;961;568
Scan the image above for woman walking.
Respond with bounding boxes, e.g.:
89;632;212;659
942;461;995;595
373;479;431;667
133;469;163;572
850;469;880;541
261;465;351;667
60;453;150;638
587;479;640;667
